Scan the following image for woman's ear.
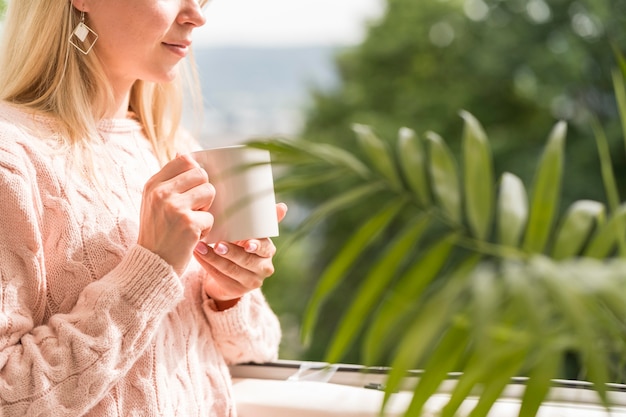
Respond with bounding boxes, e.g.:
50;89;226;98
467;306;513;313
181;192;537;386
69;0;90;13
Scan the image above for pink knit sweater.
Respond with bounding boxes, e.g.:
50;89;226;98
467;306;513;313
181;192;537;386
0;103;282;416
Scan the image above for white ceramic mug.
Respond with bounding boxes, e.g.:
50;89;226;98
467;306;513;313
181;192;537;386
191;145;279;244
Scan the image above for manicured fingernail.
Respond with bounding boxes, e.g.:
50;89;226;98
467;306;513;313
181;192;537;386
245;242;259;252
214;243;228;255
195;241;209;255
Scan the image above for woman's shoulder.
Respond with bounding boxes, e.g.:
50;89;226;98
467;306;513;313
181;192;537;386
0;102;58;150
0;102;60;175
0;102;30;135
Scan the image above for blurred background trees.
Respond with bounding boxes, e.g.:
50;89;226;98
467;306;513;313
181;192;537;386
267;0;626;364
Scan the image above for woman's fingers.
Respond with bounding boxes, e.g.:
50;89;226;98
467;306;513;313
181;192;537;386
194;239;276;300
138;154;215;275
276;202;288;223
194;202;287;299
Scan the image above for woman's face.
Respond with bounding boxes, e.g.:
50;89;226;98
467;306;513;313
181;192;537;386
82;0;206;92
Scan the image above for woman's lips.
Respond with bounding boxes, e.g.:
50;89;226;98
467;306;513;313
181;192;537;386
163;42;190;57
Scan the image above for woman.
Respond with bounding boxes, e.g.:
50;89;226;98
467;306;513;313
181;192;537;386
0;0;287;416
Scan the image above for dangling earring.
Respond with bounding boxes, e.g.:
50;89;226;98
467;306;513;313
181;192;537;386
69;10;98;55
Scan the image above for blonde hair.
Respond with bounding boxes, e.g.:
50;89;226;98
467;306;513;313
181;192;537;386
0;0;207;167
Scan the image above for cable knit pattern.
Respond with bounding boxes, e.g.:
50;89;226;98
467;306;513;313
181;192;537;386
0;103;281;416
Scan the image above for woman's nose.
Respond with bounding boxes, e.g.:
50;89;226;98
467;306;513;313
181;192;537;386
179;0;207;28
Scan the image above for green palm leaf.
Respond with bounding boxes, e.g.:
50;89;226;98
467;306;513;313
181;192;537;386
325;214;431;363
397;127;431;206
464;343;529;417
282;181;388;250
584;203;626;258
441;328;529;417
251;137;373;179
403;316;470;417
522;121;567;253
612;68;626;155
363;233;459;364
300;199;406;345
352;123;403;189
460;266;531;417
461;110;494;240
591;113;626;257
497;172;528;247
551;200;605;260
591;117;621;212
426;131;462;224
273;169;351;194
518;346;564;417
538;258;611;405
381;256;481;408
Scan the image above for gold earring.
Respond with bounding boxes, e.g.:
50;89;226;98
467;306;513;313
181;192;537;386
69;10;98;54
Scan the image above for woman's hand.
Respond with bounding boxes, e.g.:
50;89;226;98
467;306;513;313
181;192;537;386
137;154;215;276
194;203;288;310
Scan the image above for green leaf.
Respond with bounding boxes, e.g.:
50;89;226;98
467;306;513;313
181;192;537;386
591;117;621;212
251;137;373;179
537;259;610;406
465;344;528;417
590;115;626;257
461;110;494;240
403;316;470;417
468;264;500;351
284;181;387;247
611;42;626;77
352;124;403;189
497;172;528;247
426;131;462;224
397;127;431;206
325;214;431;363
590;259;626;320
518;347;562;417
522;121;567;254
300;199;406;345
584;203;626;258
442;264;530;417
363;233;458;363
441;337;529;417
612;69;626;156
551;200;605;260
273;169;349;194
382;256;481;407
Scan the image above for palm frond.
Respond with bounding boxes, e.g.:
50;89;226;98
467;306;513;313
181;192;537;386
254;105;626;416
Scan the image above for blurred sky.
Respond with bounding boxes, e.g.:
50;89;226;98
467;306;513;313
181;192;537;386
197;0;386;47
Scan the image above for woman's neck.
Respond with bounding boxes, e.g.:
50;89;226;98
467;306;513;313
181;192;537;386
109;92;132;119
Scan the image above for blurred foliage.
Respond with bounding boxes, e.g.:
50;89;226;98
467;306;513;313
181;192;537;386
251;105;626;414
267;0;626;363
304;0;626;200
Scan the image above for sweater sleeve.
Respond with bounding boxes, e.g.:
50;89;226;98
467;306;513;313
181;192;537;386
0;152;184;415
203;289;282;365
